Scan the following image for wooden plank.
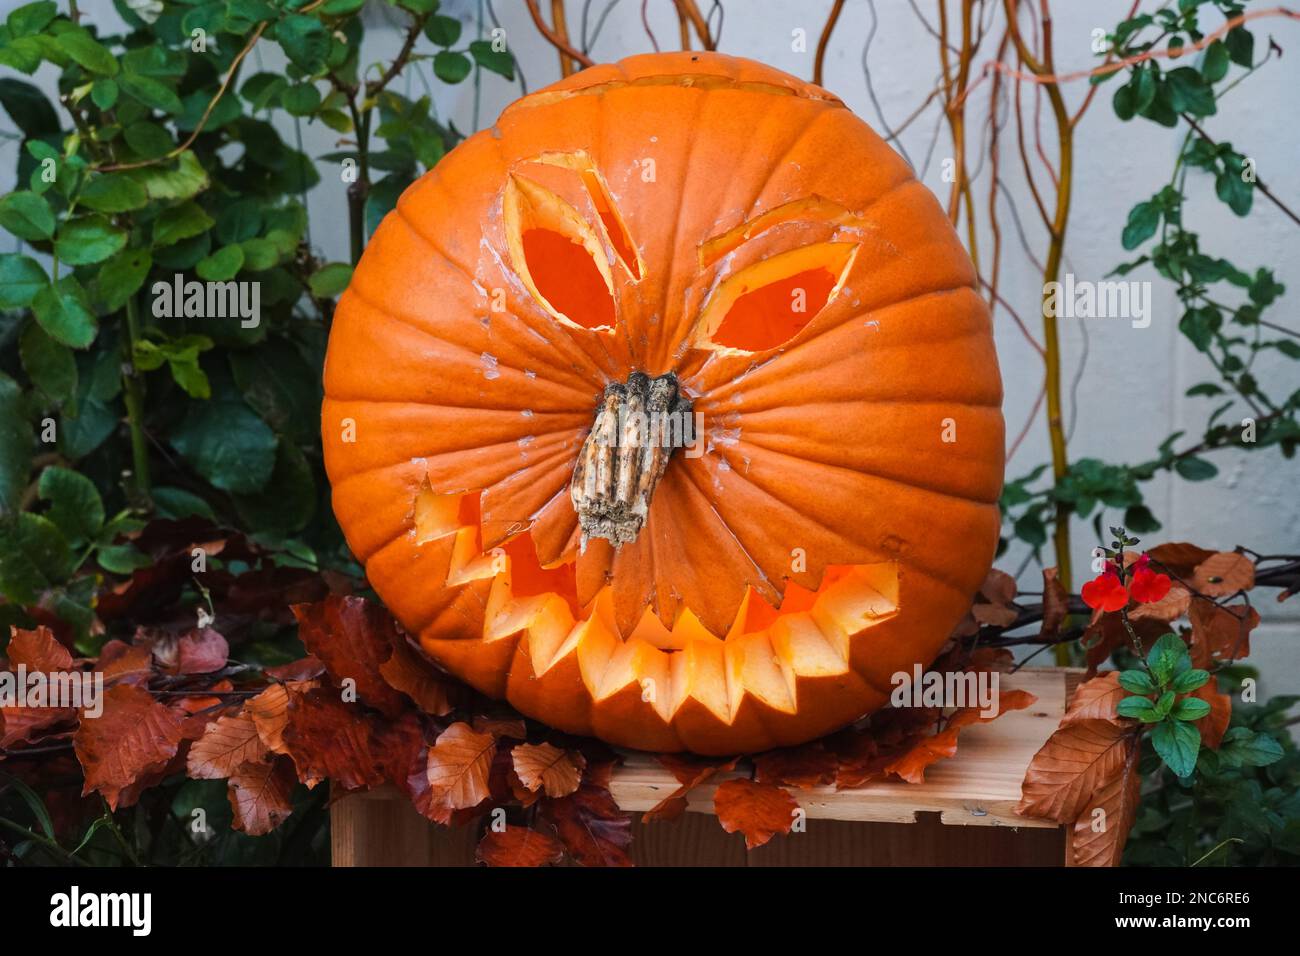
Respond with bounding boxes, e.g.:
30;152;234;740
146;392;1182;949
609;667;1072;829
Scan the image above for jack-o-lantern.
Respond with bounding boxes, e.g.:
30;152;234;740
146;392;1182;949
322;53;1003;755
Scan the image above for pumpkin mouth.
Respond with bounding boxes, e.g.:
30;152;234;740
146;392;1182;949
569;371;696;550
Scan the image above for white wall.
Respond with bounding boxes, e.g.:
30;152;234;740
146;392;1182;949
3;0;1296;693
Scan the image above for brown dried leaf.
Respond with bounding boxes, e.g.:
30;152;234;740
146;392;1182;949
187;711;268;779
980;568;1018;605
1193;681;1232;750
1146;542;1216;579
292;596;409;718
511;742;585;798
175;627;229;674
1191;552;1255;597
426;722;497;811
1062;672;1127;726
0;705;77;748
1069;734;1141;867
475;825;566;867
644;754;737;821
1188;599;1259;665
378;636;453;715
753;743;838;789
714;778;799;849
1129;584;1192;622
1039;566;1070;640
228;757;296;836
281;687;415;790
6;626;74;671
97;640;155;686
541;783;633;866
971;602;1020;627
472;716;528;739
884;689;1037;784
1016;719;1141;824
73;684;185;810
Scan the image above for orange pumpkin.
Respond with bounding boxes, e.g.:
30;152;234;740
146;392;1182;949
322;52;1003;755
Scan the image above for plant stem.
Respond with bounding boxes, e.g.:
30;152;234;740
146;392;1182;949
122;294;151;504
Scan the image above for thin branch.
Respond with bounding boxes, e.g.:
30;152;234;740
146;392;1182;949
526;0;596;68
813;0;846;87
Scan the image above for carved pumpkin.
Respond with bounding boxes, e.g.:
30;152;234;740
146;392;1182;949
322;53;1003;755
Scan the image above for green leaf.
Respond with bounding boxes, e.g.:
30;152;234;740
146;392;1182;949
171;396;278;494
1201;40;1230;82
1154;690;1176;718
1121;201;1160;250
59;350;119;461
1112;81;1136;121
229;341;320;442
281;82;322;116
308;262;353;297
19;323;76;408
37;465;104;543
1117;695;1160;722
1118;669;1157;695
57;29;119;76
119;72;183;114
1151;718;1200;777
78;173;149;214
95;247;152;313
425;14;462;47
151;486;215;521
1013;511;1047;548
0;253;47;308
469;40;514;80
1224;26;1254;67
90;78;118;110
239;237;280;271
6;1;58;38
96;543;152;574
433;50;472;84
0;77;60;137
322;0;367;12
1171;697;1211;721
55;215;126;266
13;511;75;583
1215;167;1252;216
153;201;214;247
1147;632;1190;686
1178;306;1220;352
234;442;316;534
1174;456;1218;481
0;190;55;240
1123;503;1161;534
32;278;97;348
1171;668;1210;694
130;151;208;201
276;15;329;72
1218;726;1284;768
1166;67;1216;116
123;120;176;160
0;373;35;518
196;245;245;281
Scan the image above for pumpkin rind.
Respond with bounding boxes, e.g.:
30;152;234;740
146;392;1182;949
322;52;1004;754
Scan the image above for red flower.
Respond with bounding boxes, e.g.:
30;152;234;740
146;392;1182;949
1081;571;1129;611
1129;566;1172;604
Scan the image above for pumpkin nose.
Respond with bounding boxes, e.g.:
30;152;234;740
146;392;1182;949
570;371;695;549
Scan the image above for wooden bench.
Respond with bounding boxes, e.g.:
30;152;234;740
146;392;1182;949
332;667;1079;866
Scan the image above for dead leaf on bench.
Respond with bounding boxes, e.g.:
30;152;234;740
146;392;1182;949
1061;672;1126;726
511;741;585;797
426;722;497;810
885;689;1037;784
292;596;409;718
476;824;566;867
1016;718;1141;825
754;742;837;788
379;636;454;716
644;754;738;821
714;778;799;849
1069;732;1141;867
541;784;633;866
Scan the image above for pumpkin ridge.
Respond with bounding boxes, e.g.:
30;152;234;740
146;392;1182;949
501;74;844;116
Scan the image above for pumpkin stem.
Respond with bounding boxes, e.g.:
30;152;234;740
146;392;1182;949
570;371;694;549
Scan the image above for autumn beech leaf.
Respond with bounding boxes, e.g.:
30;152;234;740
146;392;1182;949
292;596;409;718
541;783;633;867
1193;681;1232;750
175;627;229;674
1039;567;1070;641
187;711;268;779
97;640;155;686
264;657;325;682
1146;542;1215;578
1129;584;1192;622
1016;718;1142;825
6;626;75;672
1061;672;1127;726
1192;552;1255;596
511;742;585;798
426;722;497;811
643;754;738;821
476;824;566;867
1069;733;1142;867
1;706;76;748
281;686;410;790
245;682;317;755
885;689;1037;784
74;684;185;811
753;743;839;789
228;757;297;836
472;716;528;740
714;778;800;849
378;636;453;716
1189;599;1258;664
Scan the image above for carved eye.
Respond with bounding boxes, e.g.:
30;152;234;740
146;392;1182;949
692;196;861;353
503;153;642;332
